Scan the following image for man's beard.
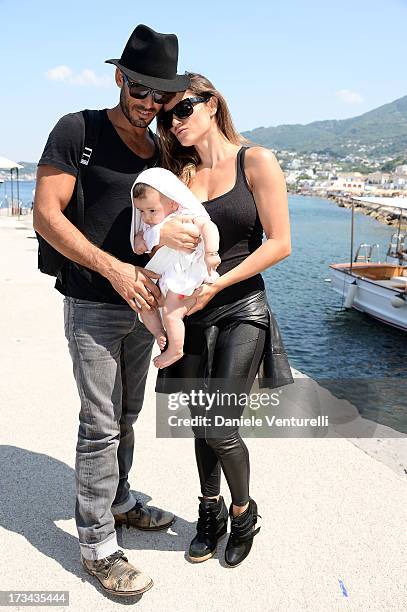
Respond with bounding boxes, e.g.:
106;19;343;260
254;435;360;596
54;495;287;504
120;88;156;128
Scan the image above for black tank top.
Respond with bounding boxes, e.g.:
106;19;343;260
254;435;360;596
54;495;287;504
199;146;265;309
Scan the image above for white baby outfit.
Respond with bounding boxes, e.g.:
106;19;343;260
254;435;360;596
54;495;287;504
130;167;219;298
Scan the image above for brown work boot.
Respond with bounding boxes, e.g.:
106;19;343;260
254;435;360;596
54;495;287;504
81;549;153;596
114;500;175;531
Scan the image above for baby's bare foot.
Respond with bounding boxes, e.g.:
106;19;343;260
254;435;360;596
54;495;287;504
153;349;184;369
156;333;167;351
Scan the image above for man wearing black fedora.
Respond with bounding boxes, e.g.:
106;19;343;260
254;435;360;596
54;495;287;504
34;25;198;596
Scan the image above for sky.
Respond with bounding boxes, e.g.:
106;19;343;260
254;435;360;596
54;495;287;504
1;0;406;161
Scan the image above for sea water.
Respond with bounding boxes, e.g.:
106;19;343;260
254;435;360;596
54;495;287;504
265;195;407;431
0;179;36;209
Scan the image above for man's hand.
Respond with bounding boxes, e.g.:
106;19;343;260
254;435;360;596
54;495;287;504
159;215;200;253
105;262;161;312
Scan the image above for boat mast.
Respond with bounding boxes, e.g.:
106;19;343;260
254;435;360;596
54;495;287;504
395;206;403;264
350;200;355;272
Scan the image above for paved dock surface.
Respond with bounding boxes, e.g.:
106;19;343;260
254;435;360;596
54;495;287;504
1;215;406;611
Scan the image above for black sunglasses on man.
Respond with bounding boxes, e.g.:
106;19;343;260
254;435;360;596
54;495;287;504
122;73;177;105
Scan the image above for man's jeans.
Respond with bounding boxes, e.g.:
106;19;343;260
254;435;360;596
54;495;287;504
63;297;154;560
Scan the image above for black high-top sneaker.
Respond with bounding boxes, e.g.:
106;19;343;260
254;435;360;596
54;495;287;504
188;496;229;562
225;498;261;567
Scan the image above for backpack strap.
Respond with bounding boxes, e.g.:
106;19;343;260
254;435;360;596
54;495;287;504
76;109;103;229
68;109;103;282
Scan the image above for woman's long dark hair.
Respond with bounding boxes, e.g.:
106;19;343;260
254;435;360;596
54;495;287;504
157;72;248;185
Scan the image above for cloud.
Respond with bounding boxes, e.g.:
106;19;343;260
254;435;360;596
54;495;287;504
336;89;364;104
70;69;112;87
45;65;112;87
46;65;73;81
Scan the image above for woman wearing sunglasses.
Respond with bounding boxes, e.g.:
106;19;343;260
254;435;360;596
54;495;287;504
155;73;293;567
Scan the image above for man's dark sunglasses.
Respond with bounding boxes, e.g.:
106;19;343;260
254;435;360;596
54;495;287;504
158;96;212;129
122;73;177;104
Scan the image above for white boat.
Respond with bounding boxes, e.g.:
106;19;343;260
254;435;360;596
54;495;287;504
329;197;407;332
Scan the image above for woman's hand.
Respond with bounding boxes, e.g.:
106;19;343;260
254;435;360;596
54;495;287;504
159;215;200;253
185;282;220;316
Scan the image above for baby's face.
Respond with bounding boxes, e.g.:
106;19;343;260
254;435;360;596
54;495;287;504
133;187;178;226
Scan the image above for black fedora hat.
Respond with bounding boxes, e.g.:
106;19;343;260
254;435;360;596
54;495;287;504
105;24;190;92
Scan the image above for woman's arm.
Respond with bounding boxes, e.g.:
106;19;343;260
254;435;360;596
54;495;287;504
187;147;291;314
217;147;291;289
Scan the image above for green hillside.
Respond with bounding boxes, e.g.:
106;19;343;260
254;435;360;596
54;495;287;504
242;95;407;156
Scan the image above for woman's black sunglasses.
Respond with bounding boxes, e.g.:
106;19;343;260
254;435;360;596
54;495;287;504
122;73;177;105
158;96;212;129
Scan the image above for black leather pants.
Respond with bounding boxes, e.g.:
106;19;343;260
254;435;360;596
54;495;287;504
180;320;267;506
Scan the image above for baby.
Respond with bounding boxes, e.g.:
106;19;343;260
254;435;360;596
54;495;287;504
130;167;221;369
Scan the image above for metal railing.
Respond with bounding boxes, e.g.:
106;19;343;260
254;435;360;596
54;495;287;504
354;243;380;263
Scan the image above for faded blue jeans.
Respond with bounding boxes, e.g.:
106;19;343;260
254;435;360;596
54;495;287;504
63;297;154;560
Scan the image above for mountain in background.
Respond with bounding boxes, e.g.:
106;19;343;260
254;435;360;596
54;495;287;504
242;95;407;157
4;96;407;171
0;161;37;180
18;161;37;174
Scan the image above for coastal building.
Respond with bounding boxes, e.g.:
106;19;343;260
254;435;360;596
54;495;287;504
395;164;407;175
329;172;367;192
395;174;407;188
366;172;391;185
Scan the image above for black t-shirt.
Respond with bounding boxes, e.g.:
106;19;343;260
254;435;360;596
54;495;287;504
38;109;160;304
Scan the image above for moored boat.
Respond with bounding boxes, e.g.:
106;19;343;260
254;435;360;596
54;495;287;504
329;197;407;331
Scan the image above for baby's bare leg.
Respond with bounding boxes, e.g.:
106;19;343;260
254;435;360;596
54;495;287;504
153;291;195;369
139;308;167;351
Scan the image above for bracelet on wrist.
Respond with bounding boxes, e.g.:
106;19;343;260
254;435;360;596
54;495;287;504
205;250;219;255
